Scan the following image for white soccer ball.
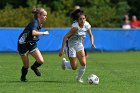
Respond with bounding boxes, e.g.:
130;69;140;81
88;74;99;85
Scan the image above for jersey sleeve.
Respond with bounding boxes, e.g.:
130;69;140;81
85;21;91;30
71;22;78;28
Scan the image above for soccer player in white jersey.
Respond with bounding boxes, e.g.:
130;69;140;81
59;11;95;83
70;6;89;58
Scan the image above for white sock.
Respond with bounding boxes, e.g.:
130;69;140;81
64;61;71;69
77;66;86;80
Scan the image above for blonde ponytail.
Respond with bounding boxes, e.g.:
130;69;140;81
32;8;46;18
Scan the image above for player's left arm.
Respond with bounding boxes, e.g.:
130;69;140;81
87;28;96;48
31;21;49;36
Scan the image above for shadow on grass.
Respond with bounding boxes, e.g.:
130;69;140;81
0;80;70;84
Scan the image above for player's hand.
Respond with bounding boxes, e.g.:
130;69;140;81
92;44;96;48
59;49;64;57
43;31;49;35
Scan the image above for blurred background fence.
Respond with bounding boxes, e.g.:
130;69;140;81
1;28;140;52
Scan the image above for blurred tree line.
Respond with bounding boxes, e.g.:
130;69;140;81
0;0;139;28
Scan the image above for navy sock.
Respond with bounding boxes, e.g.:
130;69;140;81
21;66;28;78
31;61;42;69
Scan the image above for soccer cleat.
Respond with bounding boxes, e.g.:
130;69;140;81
61;58;66;70
76;77;84;83
20;77;28;82
31;66;41;76
76;78;84;83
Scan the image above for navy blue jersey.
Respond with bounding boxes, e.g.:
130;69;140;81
18;19;41;44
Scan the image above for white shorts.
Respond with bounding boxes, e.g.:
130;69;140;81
66;44;84;57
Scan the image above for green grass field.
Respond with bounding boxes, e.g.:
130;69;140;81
0;51;139;93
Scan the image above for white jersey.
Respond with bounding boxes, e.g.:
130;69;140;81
67;21;91;47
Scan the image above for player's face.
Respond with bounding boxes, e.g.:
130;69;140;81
78;15;86;25
39;11;47;23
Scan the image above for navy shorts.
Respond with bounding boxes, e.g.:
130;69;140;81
18;42;37;55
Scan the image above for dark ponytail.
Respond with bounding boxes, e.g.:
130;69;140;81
70;9;84;21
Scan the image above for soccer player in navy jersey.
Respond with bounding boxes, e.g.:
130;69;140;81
17;8;49;82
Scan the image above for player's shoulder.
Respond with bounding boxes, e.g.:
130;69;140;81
84;21;90;26
71;21;79;27
30;19;38;24
29;19;40;27
84;21;91;29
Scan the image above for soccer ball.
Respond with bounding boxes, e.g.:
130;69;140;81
88;74;99;85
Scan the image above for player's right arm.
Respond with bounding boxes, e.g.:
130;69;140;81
32;30;49;36
59;27;77;57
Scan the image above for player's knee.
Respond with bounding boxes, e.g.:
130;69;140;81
37;59;44;64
